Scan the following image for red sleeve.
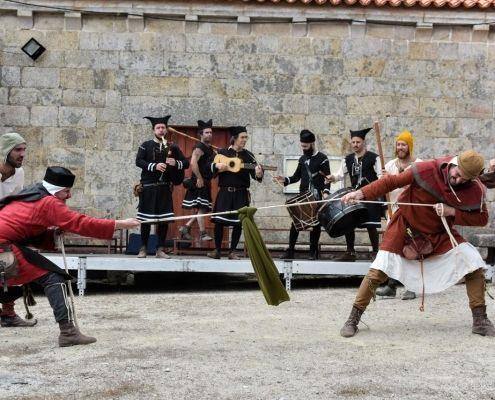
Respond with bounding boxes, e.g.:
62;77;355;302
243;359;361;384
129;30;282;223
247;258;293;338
361;169;414;200
40;197;116;240
454;203;489;227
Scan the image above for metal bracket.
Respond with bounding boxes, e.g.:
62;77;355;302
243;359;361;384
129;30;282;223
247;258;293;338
284;261;293;291
77;257;87;296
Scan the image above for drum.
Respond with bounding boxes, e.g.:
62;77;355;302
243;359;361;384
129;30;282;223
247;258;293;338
285;191;319;231
318;188;369;238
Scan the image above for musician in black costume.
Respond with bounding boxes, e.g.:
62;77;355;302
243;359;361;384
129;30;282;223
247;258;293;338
328;127;383;261
135;115;189;259
180;119;215;242
275;130;331;260
207;126;263;260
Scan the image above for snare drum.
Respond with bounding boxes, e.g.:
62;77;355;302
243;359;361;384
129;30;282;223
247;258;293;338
285;191;319;231
318;188;369;238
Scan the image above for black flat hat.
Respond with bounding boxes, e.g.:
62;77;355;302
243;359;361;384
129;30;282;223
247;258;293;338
198;119;213;130
350;127;372;139
44;166;75;188
300;129;316;143
144;115;171;128
228;126;247;138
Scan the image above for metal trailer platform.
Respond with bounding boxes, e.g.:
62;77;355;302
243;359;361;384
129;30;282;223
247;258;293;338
43;254;372;296
43;254;495;296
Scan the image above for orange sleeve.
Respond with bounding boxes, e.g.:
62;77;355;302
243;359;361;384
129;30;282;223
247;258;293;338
361;169;414;201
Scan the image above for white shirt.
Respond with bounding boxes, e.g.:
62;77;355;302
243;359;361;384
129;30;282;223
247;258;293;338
383;158;422;213
0;167;25;199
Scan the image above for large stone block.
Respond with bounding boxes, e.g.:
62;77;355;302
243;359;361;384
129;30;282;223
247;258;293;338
225;36;257;54
127;76;189;97
79;32;100;50
343;58;386;77
0;88;7;105
0;105;30;126
43;127;88;148
60;68;95;89
437;43;459;60
220;78;252;99
251;22;291;36
342;38;391;59
96;107;121;123
186;34;225;53
98;33;141;51
431;26;451;42
44;31;80;50
308;95;345;116
408;42;438;60
188;77;226;98
64;51;120;69
278;37;313;56
30;105;59;127
119;51;163;71
346;96;394;116
165;53;216;77
21;67;59;88
83;15;127;32
62;89;106;107
34;13;65;30
255;35;279;54
366;23;395;39
451;26;472;42
252;75;294;94
311;38;342;57
59;106;96;127
92;123;134;151
1;66;21;86
309;22;349;38
138;33;186;52
144;19;185;34
458;43;487;60
419;97;456;118
456;98;492;118
270;114;305;134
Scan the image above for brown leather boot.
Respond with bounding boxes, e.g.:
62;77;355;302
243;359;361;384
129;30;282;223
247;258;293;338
58;321;97;347
340;306;364;338
472;306;495;337
1;314;38;327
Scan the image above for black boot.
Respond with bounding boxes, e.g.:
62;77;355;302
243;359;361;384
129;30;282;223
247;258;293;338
340;306;364;338
281;248;295;260
309;247;319;260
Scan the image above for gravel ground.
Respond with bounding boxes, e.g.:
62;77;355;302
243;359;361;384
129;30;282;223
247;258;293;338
1;279;495;400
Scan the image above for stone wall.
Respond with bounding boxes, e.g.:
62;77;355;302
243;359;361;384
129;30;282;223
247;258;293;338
1;2;494;242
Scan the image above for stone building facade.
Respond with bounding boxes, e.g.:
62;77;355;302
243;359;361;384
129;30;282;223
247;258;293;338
1;0;494;241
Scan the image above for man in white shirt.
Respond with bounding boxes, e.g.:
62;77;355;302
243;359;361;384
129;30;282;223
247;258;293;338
376;130;422;300
0;132;36;327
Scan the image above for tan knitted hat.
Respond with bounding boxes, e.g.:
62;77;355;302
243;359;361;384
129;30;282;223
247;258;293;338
458;150;484;180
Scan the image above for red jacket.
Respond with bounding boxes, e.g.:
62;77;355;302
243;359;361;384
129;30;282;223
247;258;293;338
0;196;115;286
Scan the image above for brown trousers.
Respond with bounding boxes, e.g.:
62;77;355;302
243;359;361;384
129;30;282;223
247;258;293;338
353;267;486;311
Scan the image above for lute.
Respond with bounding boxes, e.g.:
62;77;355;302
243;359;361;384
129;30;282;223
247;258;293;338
213;154;277;173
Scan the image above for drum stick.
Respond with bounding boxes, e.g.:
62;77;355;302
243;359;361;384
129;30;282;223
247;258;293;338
373;121;393;219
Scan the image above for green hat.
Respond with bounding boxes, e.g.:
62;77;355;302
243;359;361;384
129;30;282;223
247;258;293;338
0;132;26;163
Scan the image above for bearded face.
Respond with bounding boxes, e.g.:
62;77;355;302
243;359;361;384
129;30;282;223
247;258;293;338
396;141;410;160
6;144;26;168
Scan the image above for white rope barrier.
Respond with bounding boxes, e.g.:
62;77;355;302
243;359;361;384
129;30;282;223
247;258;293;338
140;197;437;224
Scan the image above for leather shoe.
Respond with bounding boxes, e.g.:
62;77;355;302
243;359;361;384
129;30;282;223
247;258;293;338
1;314;38;327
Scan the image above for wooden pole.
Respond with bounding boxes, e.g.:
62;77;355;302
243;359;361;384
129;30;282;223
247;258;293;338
373;121;393;220
167;126;220;150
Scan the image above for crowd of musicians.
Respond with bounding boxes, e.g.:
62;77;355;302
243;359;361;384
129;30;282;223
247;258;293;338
1;114;495;347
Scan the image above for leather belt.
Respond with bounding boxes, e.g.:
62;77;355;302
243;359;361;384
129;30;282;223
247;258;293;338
221;187;247;193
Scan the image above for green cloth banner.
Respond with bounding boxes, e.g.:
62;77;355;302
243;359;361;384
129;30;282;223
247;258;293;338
238;206;290;306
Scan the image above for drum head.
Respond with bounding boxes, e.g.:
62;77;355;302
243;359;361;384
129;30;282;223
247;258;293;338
327;205;369;238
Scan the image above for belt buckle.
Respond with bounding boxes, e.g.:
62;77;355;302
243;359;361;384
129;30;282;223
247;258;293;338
228;187;235;192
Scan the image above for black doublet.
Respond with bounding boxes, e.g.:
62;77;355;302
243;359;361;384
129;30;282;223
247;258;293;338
344;151;382;227
284;151;331;199
211;147;262;226
182;142;215;210
135;139;189;221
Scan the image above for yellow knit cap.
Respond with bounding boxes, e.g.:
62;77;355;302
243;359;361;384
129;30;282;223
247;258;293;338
395;130;413;156
458;150;484;180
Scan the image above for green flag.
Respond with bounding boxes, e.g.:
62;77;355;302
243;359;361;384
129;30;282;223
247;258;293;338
238;206;290;306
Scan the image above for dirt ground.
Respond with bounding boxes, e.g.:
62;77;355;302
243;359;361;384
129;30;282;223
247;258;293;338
1;276;495;400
